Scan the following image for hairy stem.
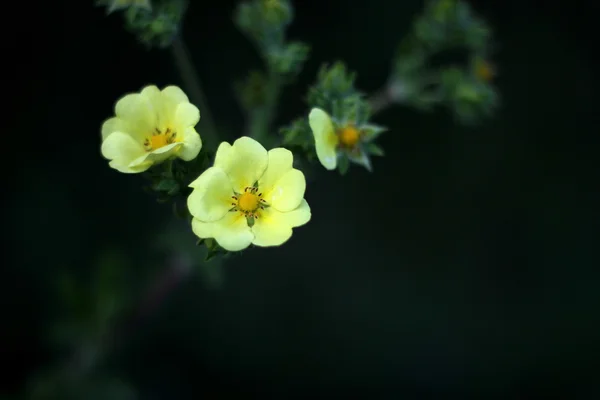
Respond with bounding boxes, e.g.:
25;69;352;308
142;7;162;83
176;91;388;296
171;35;219;150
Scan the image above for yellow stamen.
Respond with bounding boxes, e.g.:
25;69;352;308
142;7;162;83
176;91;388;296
237;192;260;212
150;134;169;149
144;128;178;151
338;125;360;148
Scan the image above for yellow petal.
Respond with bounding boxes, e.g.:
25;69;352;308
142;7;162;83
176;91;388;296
101;117;130;141
143;142;183;165
258;147;293;191
178;127;202;161
140;85;161;101
214;136;268;191
187;167;234;222
108;159;152;173
101;131;148;173
252;199;311;247
114;92;156;139
191;213;254;252
174;102;200;131
265;169;305;212
161;85;189;104
308;108;338;170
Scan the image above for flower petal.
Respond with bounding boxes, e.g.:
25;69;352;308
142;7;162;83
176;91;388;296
178;127;202;161
101;131;148;173
114;93;156;139
309;108;338;170
252;199;311;247
187;167;234;222
174;102;200;130
258;147;293;191
101;117;130;141
191;213;254;252
214;136;268;191
161;85;189;105
265;169;306;212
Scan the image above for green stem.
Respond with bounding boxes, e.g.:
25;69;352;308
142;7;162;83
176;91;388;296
248;70;282;147
171;34;219;150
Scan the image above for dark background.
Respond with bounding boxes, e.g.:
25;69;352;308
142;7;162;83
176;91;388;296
3;0;599;398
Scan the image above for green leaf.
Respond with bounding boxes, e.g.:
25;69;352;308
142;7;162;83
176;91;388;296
337;155;349;175
365;143;385;157
361;124;387;141
152;178;179;194
280;118;311;147
348;148;373;172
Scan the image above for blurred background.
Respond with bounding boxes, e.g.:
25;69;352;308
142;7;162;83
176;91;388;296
3;0;599;398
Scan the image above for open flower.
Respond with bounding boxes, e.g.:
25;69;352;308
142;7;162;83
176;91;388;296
308;107;385;172
187;136;311;252
101;85;202;173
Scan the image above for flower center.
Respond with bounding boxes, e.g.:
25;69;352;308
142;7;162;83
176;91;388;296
238;192;259;212
144;127;178;151
338;125;360;148
230;186;268;219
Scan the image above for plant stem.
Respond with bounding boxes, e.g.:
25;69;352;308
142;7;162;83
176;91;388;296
171;34;219;150
247;70;282;147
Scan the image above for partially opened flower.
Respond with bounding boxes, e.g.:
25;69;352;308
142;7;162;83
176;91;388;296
187;136;311;252
308;107;386;172
101;85;202;173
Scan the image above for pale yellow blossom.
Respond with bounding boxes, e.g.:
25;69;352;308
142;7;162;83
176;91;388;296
101;85;202;173
187;137;311;251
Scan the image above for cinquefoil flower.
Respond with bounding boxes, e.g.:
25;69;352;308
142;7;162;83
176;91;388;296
308;107;385;172
101;85;202;173
187;136;311;252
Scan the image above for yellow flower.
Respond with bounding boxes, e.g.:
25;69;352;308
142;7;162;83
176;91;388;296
101;85;202;174
187;136;311;252
308;107;384;171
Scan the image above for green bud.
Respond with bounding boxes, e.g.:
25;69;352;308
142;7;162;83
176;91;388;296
234;0;294;52
307;62;361;112
122;0;186;49
267;41;310;78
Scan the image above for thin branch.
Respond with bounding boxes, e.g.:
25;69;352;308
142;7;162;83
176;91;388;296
246;70;282;147
171;34;219;150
